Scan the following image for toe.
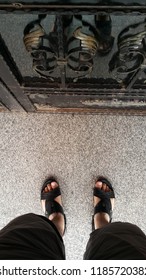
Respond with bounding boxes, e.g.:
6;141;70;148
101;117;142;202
51;181;58;189
105;186;110;192
42;181;59;193
95;181;102;189
102;183;107;191
47;184;52;191
44;186;49;192
43;184;51;192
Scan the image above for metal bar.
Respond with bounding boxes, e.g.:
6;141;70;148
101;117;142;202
23;86;146;94
0;81;24;111
0;55;35;112
31;107;146;116
0;4;145;9
0;36;35;112
56;16;66;88
0;101;8;111
0;4;146;14
31;95;146;113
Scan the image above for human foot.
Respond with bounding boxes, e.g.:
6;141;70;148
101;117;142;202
93;177;115;230
41;178;66;237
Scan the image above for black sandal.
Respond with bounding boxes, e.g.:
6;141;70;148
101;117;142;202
41;177;66;234
92;176;115;230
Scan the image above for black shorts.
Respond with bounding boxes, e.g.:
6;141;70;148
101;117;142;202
84;222;146;259
0;213;65;259
0;214;146;259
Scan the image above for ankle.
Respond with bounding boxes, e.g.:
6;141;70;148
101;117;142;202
49;213;65;237
94;213;110;229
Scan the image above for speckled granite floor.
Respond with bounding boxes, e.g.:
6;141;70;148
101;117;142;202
0;112;146;259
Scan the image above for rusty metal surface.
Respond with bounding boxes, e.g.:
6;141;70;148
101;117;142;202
27;91;146;109
28;106;146;116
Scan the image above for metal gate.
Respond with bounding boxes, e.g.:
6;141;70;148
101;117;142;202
0;1;146;114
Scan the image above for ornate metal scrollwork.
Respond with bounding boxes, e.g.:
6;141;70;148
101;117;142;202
23;14;114;82
65;16;98;80
66;14;114;80
109;20;146;77
23;15;58;80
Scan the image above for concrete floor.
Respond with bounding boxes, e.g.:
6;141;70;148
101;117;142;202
0;112;146;259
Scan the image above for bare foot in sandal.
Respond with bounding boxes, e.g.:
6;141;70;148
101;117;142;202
41;178;66;237
93;177;115;230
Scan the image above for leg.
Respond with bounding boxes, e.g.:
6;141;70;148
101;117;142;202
84;176;146;260
93;179;115;229
41;179;66;237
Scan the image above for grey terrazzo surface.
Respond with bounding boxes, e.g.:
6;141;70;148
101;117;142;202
0;112;146;259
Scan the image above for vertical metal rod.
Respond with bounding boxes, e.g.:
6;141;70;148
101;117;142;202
56;15;66;88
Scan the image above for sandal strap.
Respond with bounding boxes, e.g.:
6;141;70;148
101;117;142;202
93;187;115;199
45;200;64;217
94;196;112;219
45;199;66;235
41;186;61;200
41;186;64;217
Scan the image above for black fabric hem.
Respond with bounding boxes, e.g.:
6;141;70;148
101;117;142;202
37;214;64;242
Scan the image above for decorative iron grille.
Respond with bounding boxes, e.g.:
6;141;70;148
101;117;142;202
0;1;146;114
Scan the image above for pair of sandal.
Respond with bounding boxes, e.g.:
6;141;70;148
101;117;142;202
41;176;115;234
